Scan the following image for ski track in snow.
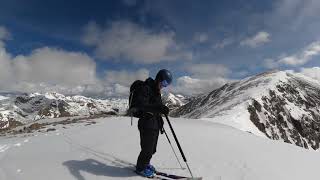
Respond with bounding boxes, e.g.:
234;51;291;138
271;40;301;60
0;145;10;153
0;138;30;154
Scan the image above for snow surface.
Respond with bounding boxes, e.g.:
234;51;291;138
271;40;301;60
0;96;9;101
1;116;320;180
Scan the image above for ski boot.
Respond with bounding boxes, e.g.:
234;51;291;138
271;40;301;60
135;167;155;178
147;164;156;173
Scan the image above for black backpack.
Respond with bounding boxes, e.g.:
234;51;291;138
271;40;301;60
128;80;145;118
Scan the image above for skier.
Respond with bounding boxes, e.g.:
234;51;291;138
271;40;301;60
130;69;173;178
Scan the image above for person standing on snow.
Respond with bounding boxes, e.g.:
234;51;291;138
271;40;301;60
129;69;173;178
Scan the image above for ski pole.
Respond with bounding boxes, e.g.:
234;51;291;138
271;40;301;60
164;114;194;178
162;127;184;169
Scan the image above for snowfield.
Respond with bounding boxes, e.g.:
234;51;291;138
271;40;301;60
1;116;320;180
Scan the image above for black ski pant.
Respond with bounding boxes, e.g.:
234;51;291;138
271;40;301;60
136;127;159;171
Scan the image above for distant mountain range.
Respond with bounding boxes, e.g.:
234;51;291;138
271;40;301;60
0;91;189;130
0;92;128;129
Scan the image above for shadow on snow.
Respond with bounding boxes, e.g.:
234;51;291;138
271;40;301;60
63;159;136;180
62;135;137;180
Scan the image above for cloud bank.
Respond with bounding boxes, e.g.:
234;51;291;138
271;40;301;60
0;25;154;97
299;67;320;82
172;63;231;96
82;21;192;64
265;41;320;68
0;44;100;94
173;76;229;96
2;25;226;98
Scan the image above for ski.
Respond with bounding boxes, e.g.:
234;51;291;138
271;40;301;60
134;170;202;180
134;170;172;180
135;174;171;180
155;171;202;180
155;171;187;179
153;175;174;180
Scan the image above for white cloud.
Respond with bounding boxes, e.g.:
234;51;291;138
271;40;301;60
286;67;320;84
13;47;98;85
103;68;150;97
172;63;231;96
104;68;149;86
82;21;192;64
113;84;130;96
271;0;320;29
240;31;271;48
263;58;279;69
213;38;234;49
0;25;234;98
0;29;102;95
173;76;229;96
103;65;230;97
299;67;320;81
0;25;155;98
0;45;13;85
279;41;320;66
194;32;209;43
265;41;320;68
183;63;230;79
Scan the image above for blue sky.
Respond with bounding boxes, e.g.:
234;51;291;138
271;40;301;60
1;0;320;97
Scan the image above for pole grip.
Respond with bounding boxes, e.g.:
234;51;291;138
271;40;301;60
165;114;187;162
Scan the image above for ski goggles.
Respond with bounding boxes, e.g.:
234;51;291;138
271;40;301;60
160;80;170;87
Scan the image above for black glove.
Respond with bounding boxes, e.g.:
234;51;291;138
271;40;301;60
159;105;170;115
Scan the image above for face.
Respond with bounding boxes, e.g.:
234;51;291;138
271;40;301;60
157;81;162;90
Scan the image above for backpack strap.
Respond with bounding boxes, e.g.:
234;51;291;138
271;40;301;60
129;90;135;126
128;80;146;126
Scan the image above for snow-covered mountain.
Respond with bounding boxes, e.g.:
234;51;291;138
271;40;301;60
0;92;128;129
171;70;320;150
161;93;190;110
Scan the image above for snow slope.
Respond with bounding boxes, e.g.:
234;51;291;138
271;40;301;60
172;71;320;149
1;116;320;180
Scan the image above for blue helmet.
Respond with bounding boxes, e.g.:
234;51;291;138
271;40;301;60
156;69;173;86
